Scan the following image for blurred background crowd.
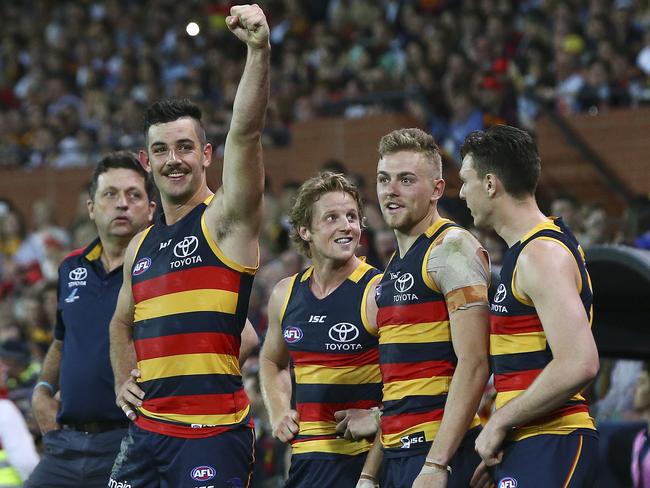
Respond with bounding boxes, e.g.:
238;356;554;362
1;0;650;487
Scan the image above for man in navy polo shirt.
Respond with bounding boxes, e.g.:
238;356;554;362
26;151;156;488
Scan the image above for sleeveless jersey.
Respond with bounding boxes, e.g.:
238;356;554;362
281;260;382;458
490;217;596;441
376;219;481;453
130;197;255;438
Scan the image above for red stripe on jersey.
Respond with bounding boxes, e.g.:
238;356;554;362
290;348;379;367
133;266;241;303
381;408;444;434
377;300;449;328
291;434;337;444
297;400;379;422
494;369;543;392
65;247;85;259
490;313;543;335
380;360;456;383
142;389;249;415
134;332;240;360
135;415;253;438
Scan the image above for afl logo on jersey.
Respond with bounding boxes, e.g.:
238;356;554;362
284;326;303;343
498;478;518;488
133;257;151;275
494;283;507;303
69;267;87;281
191;465;216;481
394;273;414;293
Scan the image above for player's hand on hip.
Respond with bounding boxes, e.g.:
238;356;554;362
356;478;379;488
474;420;505;467
226;4;270;49
115;368;144;421
334;408;379;441
32;390;60;434
470;461;495;488
271;409;300;443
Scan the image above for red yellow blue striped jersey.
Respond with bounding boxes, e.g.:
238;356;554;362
490;217;596;441
376;219;481;454
130;197;255;438
280;260;382;458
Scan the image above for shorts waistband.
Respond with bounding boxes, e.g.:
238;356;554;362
62;419;130;433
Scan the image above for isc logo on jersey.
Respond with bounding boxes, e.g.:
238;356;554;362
191;465;216;482
400;431;426;449
133;257;151;276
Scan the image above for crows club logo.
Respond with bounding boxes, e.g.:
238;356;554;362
173;236;199;258
394;272;414;293
191;465;216;482
494;283;507;303
328;323;359;343
68;267;87;281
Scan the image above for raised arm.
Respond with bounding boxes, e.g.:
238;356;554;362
475;239;599;466
416;229;491;487
205;4;270;261
259;277;299;443
109;234;143;420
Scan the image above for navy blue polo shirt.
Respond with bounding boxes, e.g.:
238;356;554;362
55;238;124;424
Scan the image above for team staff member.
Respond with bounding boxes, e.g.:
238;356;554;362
26;152;155;488
109;5;270;487
459;125;599;487
260;173;382;487
360;128;490;488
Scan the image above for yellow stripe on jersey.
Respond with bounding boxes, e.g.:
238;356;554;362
382;420;441;448
138;353;239;380
298;420;337;436
292;437;371;456
139;404;250;426
495;390;587;409
510;412;596;441
294;364;381;385
349;260;373;283
279;274;298;323
382;376;451;402
361;274;382;337
380;321;451;344
134;289;238;321
490;331;547;356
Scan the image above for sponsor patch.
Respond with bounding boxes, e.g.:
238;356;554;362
191;465;217;482
133;257;151;275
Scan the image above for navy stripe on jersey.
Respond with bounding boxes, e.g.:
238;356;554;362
295;382;382;405
490;349;553;375
140;373;243;399
133;311;244;340
382;394;448;416
379;342;457;364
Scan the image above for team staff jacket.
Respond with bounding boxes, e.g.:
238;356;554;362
490;217;596;441
55;238;126;424
130;197;255;438
376;219;481;455
281;260;382;458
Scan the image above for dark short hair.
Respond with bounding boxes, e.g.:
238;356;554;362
461;125;540;197
143;98;206;146
89;151;155;201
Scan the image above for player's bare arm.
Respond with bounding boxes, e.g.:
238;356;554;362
259;277;300;443
474;239;599;466
357;431;383;488
239;318;259;366
109;232;145;421
204;4;270;267
415;229;490;487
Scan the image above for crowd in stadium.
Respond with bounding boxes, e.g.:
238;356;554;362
1;1;650;487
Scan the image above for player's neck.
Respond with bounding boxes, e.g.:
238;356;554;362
162;187;213;225
310;255;361;299
494;197;547;247
98;236;128;272
395;207;441;257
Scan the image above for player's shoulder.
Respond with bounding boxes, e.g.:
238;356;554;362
436;226;483;255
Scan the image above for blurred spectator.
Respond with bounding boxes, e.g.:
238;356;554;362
632;361;650;488
551;194;582;236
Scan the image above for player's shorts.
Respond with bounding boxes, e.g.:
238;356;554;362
381;426;481;488
284;453;367;488
108;423;254;488
493;429;598;488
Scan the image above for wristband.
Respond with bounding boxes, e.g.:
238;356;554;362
423;460;452;474
359;473;377;483
35;381;55;395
